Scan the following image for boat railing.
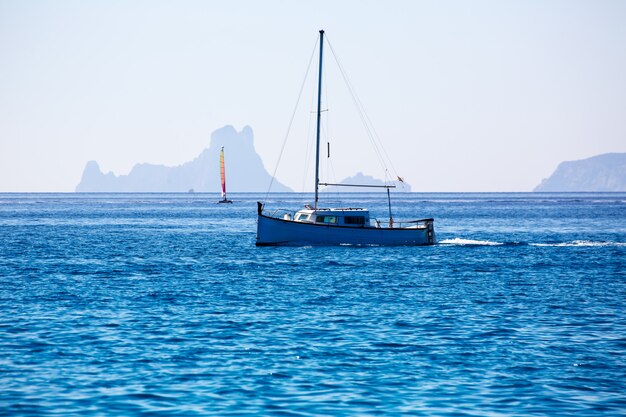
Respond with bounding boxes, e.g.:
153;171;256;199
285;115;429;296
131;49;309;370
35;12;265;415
267;208;298;221
258;202;294;220
371;218;435;229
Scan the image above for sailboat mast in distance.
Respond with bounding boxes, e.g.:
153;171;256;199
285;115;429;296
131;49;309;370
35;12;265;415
218;146;232;203
220;146;226;199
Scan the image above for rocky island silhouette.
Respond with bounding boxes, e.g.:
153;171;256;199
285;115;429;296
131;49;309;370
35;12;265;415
76;125;292;193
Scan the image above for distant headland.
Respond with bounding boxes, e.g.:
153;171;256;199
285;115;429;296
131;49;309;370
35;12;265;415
75;125;292;192
534;153;626;192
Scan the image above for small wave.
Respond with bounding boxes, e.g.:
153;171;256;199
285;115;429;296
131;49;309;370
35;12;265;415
531;240;626;247
439;238;503;246
324;260;358;266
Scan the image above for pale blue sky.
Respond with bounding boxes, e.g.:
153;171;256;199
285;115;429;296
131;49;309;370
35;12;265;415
1;0;625;192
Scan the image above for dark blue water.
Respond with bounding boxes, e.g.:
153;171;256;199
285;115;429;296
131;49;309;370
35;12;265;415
1;192;625;416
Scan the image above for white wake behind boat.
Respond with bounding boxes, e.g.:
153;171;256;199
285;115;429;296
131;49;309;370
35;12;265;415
256;30;435;246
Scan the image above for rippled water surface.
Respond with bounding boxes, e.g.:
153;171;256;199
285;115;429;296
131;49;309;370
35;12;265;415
1;192;625;416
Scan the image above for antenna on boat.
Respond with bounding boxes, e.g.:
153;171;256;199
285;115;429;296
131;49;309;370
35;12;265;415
314;29;324;210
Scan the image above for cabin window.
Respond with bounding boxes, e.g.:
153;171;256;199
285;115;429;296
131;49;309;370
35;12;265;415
315;215;337;224
345;216;365;225
296;214;310;221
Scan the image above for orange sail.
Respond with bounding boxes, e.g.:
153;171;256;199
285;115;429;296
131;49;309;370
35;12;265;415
220;147;226;198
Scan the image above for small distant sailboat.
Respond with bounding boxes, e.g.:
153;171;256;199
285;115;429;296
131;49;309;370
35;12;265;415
256;30;435;246
218;146;232;204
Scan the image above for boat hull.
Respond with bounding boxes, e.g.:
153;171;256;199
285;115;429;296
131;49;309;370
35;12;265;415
256;213;435;246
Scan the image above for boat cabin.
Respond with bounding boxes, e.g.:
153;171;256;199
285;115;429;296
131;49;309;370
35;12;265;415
293;207;371;227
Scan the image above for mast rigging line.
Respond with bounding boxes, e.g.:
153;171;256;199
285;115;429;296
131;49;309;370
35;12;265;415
325;37;404;186
265;32;407;204
264;36;319;203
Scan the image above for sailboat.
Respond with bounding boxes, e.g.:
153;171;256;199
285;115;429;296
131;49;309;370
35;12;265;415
256;30;435;246
218;146;232;204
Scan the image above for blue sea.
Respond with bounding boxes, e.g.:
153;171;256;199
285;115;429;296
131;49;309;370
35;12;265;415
1;192;625;416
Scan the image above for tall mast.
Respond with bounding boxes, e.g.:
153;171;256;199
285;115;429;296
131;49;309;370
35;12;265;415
220;146;226;199
314;30;324;210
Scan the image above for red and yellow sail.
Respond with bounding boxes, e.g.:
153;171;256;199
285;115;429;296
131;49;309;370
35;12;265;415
220;146;226;198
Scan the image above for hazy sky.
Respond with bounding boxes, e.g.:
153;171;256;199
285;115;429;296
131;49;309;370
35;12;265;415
1;0;625;192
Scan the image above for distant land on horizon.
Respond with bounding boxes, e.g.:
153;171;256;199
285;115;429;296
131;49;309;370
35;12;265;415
77;127;624;194
76;126;292;193
76;125;410;194
534;153;626;192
